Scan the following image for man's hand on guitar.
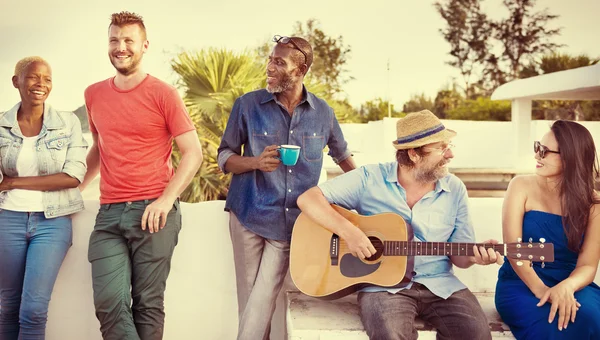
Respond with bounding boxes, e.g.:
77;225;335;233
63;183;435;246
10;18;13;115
342;227;376;259
472;239;504;265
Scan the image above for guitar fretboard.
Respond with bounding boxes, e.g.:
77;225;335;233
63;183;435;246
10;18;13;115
382;241;504;256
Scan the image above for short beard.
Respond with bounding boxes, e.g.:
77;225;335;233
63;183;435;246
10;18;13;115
266;73;294;93
414;161;449;184
110;55;141;76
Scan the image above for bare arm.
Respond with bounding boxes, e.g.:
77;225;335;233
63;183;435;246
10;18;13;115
559;203;600;290
224;145;280;174
142;130;203;233
297;187;375;259
79;132;100;192
338;156;356;173
536;198;600;330
0;173;79;191
502;176;548;297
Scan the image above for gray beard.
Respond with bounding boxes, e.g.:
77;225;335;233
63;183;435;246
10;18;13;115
266;75;294;93
414;164;448;184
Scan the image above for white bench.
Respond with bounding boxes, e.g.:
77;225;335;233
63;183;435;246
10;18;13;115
40;198;600;340
285;198;600;339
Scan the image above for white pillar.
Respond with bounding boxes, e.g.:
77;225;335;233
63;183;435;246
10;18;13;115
512;99;532;170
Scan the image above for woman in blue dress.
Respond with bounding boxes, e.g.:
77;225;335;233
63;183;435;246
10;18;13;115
495;120;600;339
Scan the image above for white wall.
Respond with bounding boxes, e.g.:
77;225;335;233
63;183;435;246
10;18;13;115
44;198;600;340
323;120;600;170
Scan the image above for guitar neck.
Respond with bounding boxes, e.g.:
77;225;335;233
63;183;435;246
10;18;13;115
382;241;504;257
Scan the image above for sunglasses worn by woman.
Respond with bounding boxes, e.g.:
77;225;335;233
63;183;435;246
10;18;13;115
496;120;600;339
534;140;560;159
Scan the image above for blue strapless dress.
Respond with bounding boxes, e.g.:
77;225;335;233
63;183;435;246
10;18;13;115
495;210;600;339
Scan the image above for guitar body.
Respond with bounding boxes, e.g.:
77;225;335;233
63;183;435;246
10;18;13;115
290;205;414;300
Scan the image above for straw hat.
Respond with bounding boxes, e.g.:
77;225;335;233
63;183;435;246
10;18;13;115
392;110;457;150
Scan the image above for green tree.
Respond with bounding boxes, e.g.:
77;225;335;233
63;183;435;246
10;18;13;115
434;0;492;98
446;97;511;121
433;85;464;118
521;53;599;78
436;0;562;94
359;98;403;122
521;53;600;120
329;99;361;123
292;19;353;98
402;94;434;115
171;48;351;202
494;0;563;80
170;48;266;202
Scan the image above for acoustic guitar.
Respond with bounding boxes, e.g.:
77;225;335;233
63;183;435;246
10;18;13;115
290;204;554;300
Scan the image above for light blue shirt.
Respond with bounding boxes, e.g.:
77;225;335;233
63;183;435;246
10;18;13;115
318;161;476;299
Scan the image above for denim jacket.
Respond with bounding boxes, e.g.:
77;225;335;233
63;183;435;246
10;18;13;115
0;102;88;218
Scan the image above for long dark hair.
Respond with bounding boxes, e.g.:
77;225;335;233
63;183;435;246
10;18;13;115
551;120;600;252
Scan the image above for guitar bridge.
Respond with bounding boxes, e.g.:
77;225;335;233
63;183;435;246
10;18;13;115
330;234;339;266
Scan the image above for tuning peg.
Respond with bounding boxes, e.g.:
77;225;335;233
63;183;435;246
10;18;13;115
539;238;546;243
516;261;523;267
541;262;545;269
529;261;533;268
529;238;533;243
517;237;522;242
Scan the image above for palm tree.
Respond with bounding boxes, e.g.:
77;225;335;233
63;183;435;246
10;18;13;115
170;47;341;202
171;48;266;202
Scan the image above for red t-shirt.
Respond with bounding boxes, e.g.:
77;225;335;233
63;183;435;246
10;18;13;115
85;75;195;204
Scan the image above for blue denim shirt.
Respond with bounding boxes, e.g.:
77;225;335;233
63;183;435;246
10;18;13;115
318;162;476;299
0;103;88;218
217;88;351;241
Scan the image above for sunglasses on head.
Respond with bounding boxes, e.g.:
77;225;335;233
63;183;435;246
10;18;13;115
272;35;307;65
534;141;560;159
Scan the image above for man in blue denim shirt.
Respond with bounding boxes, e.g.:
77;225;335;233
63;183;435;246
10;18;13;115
217;35;355;340
298;110;502;340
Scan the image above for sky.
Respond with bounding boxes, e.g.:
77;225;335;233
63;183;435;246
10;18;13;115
1;0;599;112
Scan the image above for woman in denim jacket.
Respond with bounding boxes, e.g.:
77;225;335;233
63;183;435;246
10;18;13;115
0;56;88;339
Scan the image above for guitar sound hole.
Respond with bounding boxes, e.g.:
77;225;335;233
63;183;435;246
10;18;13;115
366;236;384;261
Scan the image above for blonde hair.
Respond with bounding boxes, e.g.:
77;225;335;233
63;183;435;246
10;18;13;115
14;56;49;78
110;11;146;38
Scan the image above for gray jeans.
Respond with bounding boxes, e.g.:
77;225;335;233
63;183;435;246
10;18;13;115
88;199;181;340
229;212;289;340
358;283;491;340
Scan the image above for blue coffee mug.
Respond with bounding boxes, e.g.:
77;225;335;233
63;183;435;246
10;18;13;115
278;145;301;166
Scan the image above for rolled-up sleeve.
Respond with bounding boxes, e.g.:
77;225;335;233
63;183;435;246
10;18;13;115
217;98;247;173
62;113;88;183
326;108;352;164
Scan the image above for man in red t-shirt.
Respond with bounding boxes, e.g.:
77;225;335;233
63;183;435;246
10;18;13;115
80;11;203;340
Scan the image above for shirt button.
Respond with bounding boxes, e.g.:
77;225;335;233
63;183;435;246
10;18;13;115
289;169;292;173
290;130;293;134
37;146;41;151
288;189;292;193
285;208;289;212
264;132;267;135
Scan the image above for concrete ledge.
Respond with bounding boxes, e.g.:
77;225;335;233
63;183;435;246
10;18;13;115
286;292;515;340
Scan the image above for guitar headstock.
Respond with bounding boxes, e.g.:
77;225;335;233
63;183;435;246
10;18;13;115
505;237;554;264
